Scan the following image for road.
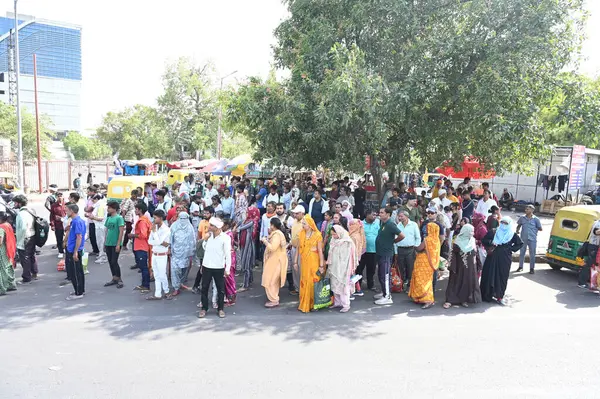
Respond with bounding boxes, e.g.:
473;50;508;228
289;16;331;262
1;203;598;398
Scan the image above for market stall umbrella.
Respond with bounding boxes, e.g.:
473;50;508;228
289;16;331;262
225;154;253;172
210;159;230;176
198;160;221;173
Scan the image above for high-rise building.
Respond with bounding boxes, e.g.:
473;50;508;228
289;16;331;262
0;12;82;133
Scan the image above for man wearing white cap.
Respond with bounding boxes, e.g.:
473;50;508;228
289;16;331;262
198;217;231;318
431;189;451;210
287;205;306;294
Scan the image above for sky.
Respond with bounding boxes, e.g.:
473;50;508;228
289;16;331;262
7;0;600;131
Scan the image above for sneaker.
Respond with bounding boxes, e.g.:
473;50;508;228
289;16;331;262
529;270;535;275
354;290;364;297
66;294;84;301
84;270;90;275
375;296;393;305
578;284;588;289
516;268;523;272
374;293;384;300
57;253;64;259
349;295;355;301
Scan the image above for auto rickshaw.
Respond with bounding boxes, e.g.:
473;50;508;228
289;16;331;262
422;172;446;188
166;169;197;186
545;205;600;271
107;176;156;203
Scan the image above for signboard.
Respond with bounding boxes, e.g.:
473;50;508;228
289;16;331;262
569;145;586;190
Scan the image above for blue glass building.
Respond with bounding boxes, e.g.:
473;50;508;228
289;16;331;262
0;13;82;132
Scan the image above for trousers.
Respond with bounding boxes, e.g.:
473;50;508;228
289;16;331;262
134;250;150;288
201;267;225;311
18;237;38;282
66;250;85;296
519;239;537;271
356;252;376;289
377;255;393;297
88;223;99;253
152;254;169;297
55;229;64;254
333;285;351;309
396;247;416;287
105;246;122;279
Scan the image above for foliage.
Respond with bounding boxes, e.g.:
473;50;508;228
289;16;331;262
96;105;170;160
539;73;600;148
229;0;587;191
62;131;112;160
0;101;52;159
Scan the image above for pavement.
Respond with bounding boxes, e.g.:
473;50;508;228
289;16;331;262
3;203;598;398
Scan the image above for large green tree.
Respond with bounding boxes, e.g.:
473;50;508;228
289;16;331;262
230;0;587;192
96;105;170;159
0;101;52;159
63;131;112;160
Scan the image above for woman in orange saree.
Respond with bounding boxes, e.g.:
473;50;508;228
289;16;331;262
408;222;440;309
294;215;324;313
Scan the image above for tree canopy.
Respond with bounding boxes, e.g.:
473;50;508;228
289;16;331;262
62;131;112;160
229;0;587;187
0;101;52;159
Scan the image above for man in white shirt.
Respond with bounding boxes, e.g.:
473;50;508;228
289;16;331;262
14;195;37;283
147;210;171;300
202;182;219;208
475;190;498;221
199;217;231;319
155;190;172;213
190;195;202;231
262;185;281;208
431;189;451;209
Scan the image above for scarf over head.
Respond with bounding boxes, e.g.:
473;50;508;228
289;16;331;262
493;216;514;246
454;224;475;253
170;212;197;260
327;225;357;287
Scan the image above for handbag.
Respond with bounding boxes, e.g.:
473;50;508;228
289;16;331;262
391;265;404;293
313;272;332;310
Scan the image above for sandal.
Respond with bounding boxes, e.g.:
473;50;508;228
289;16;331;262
237;287;249;293
146;296;163;301
165;294;174;300
133;286;149;291
443;302;452;309
340;307;350;313
104;280;118;287
170;289;180;297
198;310;207;318
116;281;124;289
421;302;435;309
461;302;469;308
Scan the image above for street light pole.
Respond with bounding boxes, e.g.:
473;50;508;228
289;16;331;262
217;70;237;159
14;0;24;189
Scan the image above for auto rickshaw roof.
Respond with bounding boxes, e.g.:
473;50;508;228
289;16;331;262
555;205;600;218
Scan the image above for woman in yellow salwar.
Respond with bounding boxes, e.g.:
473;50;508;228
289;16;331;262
409;222;440;309
261;218;289;308
294;215;324;313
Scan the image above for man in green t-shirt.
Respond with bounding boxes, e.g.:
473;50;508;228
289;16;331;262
104;201;125;288
374;207;405;305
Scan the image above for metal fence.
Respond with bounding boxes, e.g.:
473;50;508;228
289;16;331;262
0;160;114;193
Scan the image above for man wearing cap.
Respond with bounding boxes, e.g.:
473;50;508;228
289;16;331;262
432;189;451;210
516;205;542;274
198;217;231;318
287;205;306;294
396;210;421;292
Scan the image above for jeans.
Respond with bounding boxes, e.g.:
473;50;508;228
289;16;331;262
519;239;537;271
396;247;416;286
122;222;133;249
201;267;225;311
55;229;64;254
18;237;38;282
377;255;393;297
579;244;599;286
134;250;149;288
356;252;377;290
88;223;99;253
66;250;85;296
105;246;122;279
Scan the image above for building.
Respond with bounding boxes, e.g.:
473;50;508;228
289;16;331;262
0;13;82;133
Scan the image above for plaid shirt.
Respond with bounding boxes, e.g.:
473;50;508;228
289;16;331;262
121;198;135;222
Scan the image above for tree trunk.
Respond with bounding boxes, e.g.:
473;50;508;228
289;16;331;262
370;154;384;203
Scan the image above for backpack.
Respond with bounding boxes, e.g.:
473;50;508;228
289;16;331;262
25;209;50;248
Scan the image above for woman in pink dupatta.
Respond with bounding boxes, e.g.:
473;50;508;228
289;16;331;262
222;219;237;305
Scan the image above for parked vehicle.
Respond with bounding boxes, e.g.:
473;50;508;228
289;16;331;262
107;176;160;203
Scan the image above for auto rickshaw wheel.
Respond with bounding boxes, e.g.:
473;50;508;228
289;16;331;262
549;264;562;271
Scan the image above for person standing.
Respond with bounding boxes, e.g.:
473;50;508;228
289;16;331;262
65;203;86;300
401;195;422;225
355;210;380;295
120;190;138;251
443;224;482;308
260;218;289;308
104;201;125;289
13;195;37;284
408;223;441;309
475;190;498;221
221;189;235;220
85;186;100;256
516;204;542;274
0;212;16;295
234;184;248;226
132;203;152;293
192;207;213;294
198;217;232;319
327;225;358;313
461;191;475;221
580;219;600;289
255;178;268;216
308;189;329;230
295;215;324;313
169;212;196;297
146;210;171;300
89;195;107;264
395;210;421;293
353;181;366;219
50;192;66;259
44;184;58;212
374;207;405;305
288;205;306;294
480;217;523;305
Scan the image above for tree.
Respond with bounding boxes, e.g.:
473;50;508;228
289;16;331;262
539;73;600;148
96;105;170;159
62;131;112;160
158;58;219;159
0;101;52;159
230;0;586;193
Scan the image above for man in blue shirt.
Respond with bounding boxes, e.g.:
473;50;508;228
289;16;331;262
255;178;268;215
396;211;422;292
355;210;380;295
221;189;235;219
516;204;543;274
66;203;87;300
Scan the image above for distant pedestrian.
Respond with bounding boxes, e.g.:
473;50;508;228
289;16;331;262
65;203;86;300
0;212;17;295
516;204;542;274
132;202;151;293
104;201;125;289
50;192;66;259
147;210;171;300
13;195;37;284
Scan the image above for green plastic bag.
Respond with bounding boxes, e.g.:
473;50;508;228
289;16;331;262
313;272;332;310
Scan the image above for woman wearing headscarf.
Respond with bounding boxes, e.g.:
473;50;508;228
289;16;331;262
0;212;16;295
486;206;501;231
408;222;440;309
260;218;289;308
222;219;237;305
168;212;196;297
294;215;324;313
479;216;523;305
237;202;260;291
327;225;358;313
340;200;354;223
472;212;489;267
348;219;366;261
443;224;482;309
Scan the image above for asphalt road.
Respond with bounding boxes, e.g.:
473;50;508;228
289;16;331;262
1;203;598;398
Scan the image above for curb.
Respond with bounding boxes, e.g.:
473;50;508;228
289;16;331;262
511;254;547;264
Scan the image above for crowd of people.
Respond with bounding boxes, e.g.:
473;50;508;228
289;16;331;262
4;172;588;317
